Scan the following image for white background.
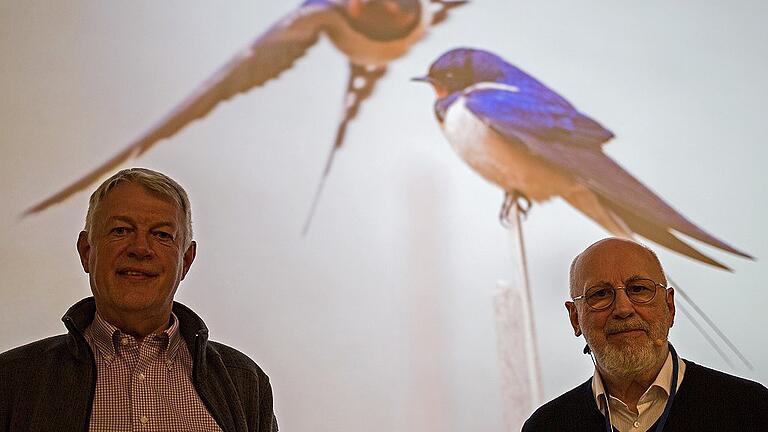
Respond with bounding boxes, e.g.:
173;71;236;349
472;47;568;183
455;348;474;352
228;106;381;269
1;1;766;431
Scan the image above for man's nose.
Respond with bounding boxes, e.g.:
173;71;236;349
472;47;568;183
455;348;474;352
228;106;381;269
611;288;635;318
127;233;154;260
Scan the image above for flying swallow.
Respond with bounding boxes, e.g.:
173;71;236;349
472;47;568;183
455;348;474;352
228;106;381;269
24;0;467;224
415;48;752;270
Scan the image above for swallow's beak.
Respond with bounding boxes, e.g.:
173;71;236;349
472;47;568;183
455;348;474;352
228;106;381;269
434;0;470;9
411;75;432;84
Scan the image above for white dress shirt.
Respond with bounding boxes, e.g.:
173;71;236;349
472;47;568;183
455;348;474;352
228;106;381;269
592;352;686;431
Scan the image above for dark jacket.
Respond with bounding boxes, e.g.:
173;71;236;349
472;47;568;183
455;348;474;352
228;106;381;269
523;360;768;431
0;297;278;432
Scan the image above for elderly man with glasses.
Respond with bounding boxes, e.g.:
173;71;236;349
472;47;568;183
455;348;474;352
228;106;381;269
523;237;767;431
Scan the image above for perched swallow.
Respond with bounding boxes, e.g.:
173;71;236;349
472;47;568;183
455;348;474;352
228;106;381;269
24;0;467;225
415;48;752;270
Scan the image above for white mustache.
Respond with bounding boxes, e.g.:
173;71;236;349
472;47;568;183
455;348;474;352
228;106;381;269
605;320;650;335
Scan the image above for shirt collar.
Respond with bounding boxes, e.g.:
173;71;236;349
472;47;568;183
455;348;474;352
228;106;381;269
86;311;184;365
165;313;183;364
88;312;120;361
591;350;685;410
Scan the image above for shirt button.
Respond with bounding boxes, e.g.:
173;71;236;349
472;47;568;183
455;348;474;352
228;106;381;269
140;415;149;424
138;373;146;381
633;421;640;428
121;338;130;346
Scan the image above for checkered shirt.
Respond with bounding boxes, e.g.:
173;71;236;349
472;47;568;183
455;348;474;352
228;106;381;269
84;312;222;431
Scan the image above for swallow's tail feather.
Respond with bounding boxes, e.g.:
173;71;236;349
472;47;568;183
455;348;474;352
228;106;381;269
599;196;733;270
575;151;752;261
562;187;731;270
302;63;388;235
522;140;752;262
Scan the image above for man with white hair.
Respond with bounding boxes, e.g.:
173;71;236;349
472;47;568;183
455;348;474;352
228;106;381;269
523;237;767;431
0;168;278;431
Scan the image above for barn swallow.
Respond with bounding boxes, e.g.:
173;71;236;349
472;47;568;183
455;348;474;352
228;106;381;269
24;0;467;226
415;48;752;270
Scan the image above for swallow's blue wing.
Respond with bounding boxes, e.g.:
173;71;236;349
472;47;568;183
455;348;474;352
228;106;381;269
25;2;339;214
463;87;613;148
464;87;751;264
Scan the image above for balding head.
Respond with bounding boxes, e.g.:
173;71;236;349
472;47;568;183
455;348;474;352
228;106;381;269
569;237;667;298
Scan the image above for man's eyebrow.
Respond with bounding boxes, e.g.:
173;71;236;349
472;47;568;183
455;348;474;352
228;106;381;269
107;216;135;225
150;222;177;231
106;216;176;230
589;275;648;285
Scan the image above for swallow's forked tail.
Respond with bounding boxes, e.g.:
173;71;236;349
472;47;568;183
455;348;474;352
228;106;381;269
302;63;388;235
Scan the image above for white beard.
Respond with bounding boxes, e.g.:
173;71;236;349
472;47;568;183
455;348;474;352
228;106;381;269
587;314;671;378
600;336;659;376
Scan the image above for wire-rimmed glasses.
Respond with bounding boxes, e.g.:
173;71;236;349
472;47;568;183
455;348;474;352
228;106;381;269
571;278;667;311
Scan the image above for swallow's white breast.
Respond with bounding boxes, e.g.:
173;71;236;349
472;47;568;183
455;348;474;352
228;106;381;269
441;93;576;202
325;0;431;66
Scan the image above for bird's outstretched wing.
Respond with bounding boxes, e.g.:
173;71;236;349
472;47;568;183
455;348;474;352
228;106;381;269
302;62;388;234
464;87;752;268
24;1;339;215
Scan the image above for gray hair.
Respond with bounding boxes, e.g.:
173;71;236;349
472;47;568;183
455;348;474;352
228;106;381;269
569;237;668;296
84;168;193;248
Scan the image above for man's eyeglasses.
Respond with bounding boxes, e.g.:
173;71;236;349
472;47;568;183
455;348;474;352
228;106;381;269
571;278;667;311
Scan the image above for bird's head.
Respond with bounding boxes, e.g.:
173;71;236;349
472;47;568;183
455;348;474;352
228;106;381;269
345;0;422;41
413;48;510;98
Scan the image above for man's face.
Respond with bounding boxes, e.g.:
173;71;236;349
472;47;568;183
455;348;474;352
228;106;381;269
565;239;675;377
76;182;196;321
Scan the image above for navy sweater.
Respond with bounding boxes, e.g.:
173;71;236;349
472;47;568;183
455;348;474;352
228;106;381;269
523;360;768;431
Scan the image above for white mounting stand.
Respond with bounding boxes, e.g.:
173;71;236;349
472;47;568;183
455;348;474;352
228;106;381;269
492;202;543;430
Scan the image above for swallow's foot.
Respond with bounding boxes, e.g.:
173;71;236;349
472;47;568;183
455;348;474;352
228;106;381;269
499;191;531;228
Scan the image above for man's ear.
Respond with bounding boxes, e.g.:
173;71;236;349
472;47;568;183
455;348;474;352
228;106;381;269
76;231;91;273
666;287;675;327
180;241;197;280
565;301;582;336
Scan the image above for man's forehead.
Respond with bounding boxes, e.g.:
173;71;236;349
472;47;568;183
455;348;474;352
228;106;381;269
105;182;177;204
95;183;182;220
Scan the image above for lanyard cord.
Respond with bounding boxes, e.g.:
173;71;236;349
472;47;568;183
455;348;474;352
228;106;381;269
601;393;612;431
595;343;679;432
652;344;679;432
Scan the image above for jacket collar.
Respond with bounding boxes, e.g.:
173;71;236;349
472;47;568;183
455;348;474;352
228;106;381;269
61;297;211;372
